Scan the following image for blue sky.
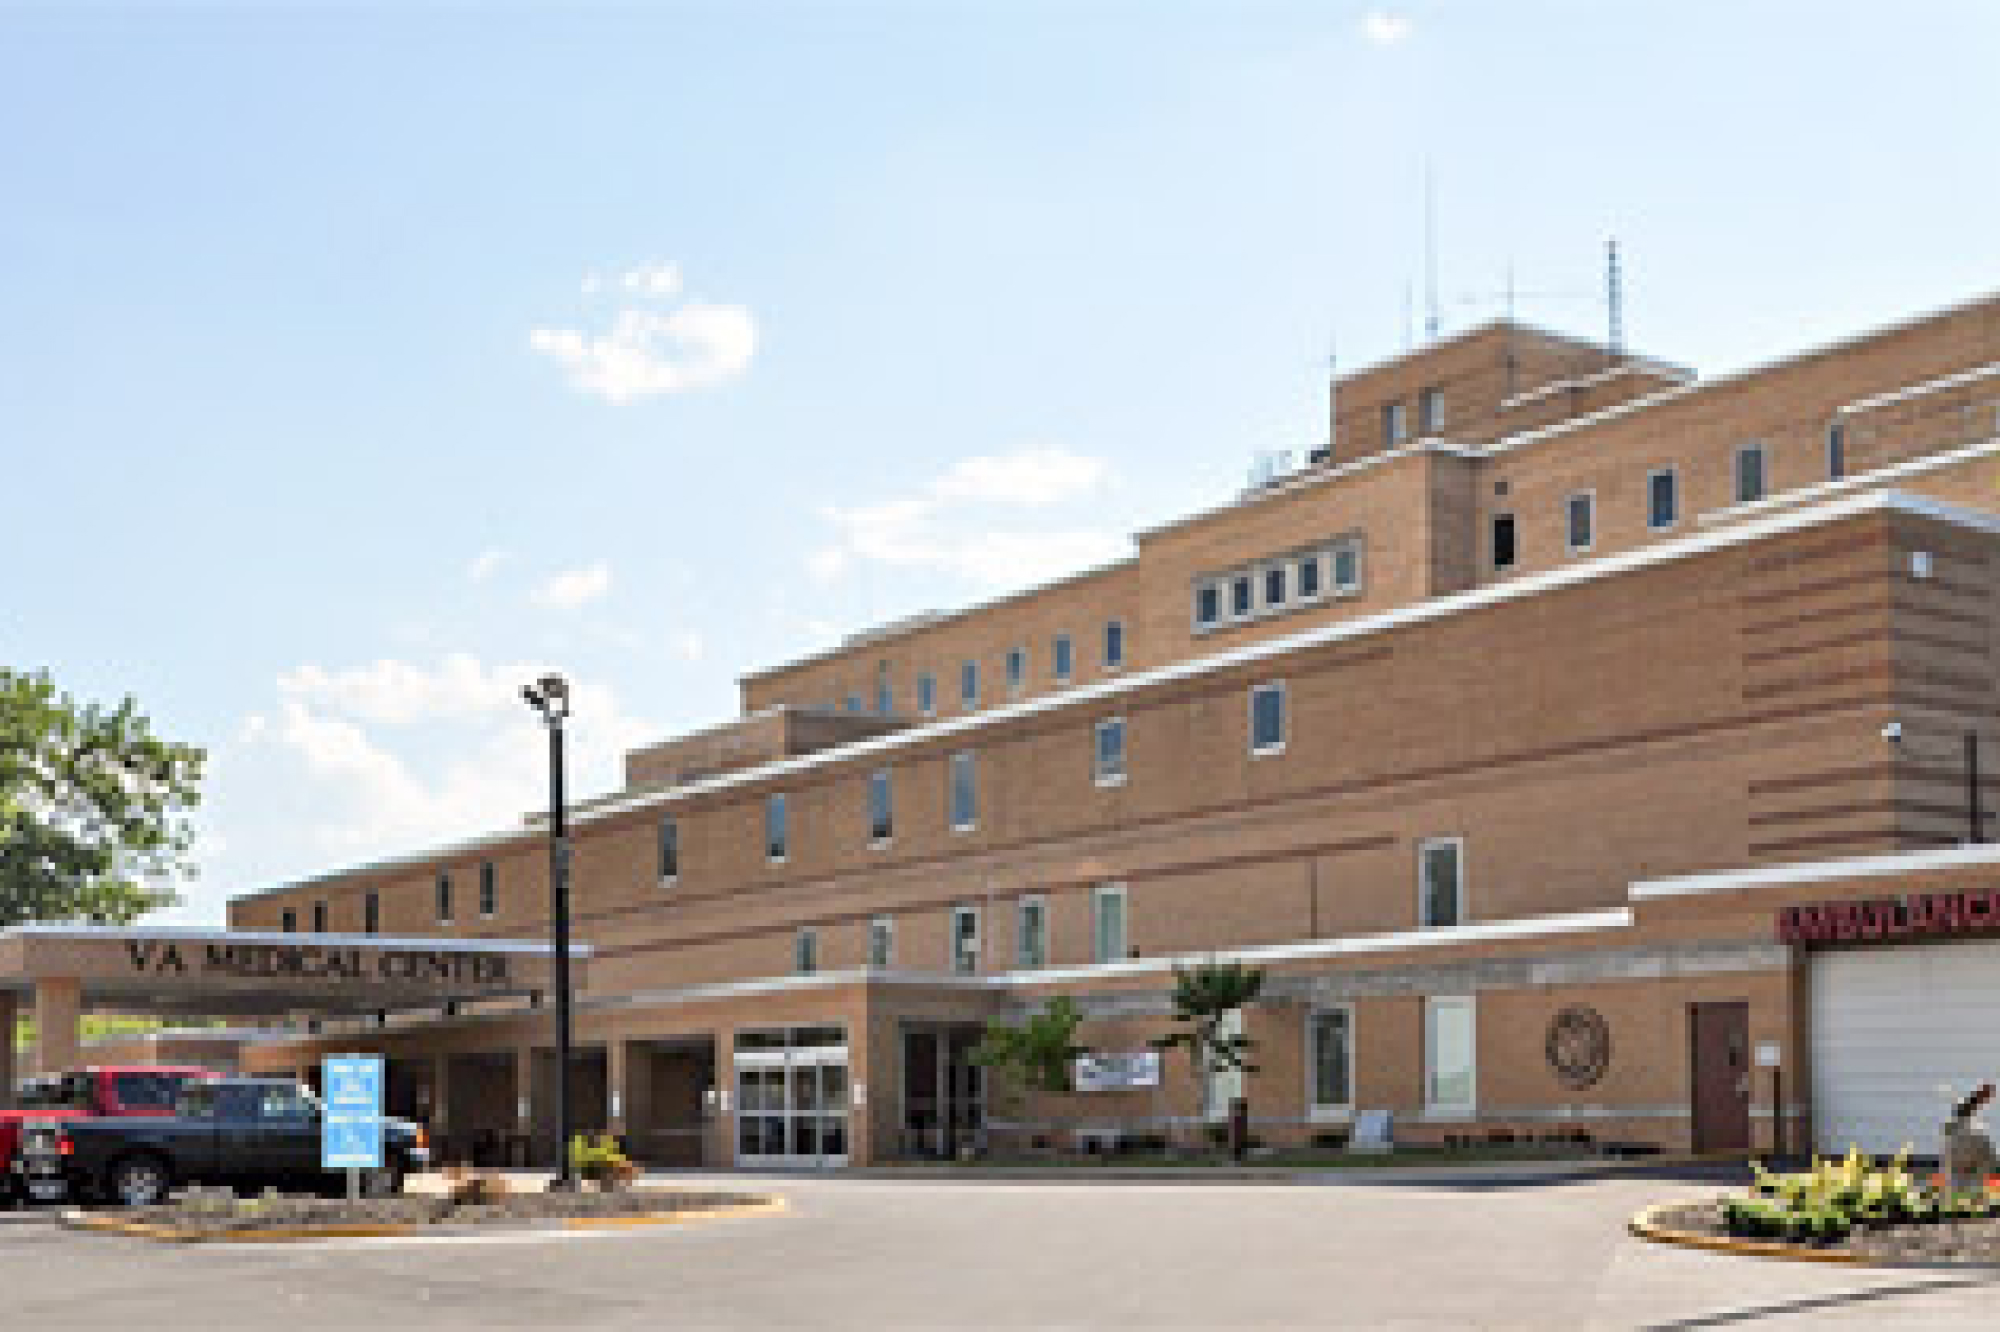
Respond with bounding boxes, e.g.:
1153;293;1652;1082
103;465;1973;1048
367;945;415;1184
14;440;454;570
4;1;1996;924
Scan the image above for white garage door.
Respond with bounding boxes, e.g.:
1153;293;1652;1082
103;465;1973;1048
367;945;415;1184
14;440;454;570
1811;941;2000;1157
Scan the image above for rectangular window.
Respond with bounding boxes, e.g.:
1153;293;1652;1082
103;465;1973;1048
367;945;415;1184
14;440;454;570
794;928;818;976
1016;896;1047;968
1230;575;1253;617
1424;996;1477;1115
868;769;894;844
1094;717;1127;786
1827;424;1846;480
867;916;894;968
1491;513;1517;571
949;751;977;831
950;905;981;975
479;861;497;918
1383;401;1407;448
1250;682;1287;756
874;667;893;717
1262;564;1287;608
280;909;297;933
1092;882;1128;963
917;672;937;716
1194;583;1222;629
1565;492;1595;554
844;694;862;714
1330;541;1361;593
1052;635;1074;683
1735;443;1767;504
1297;555;1322;600
659;816;679;881
363;892;380;935
1005;647;1026;695
435;874;453;925
1417;386;1444;435
1103;620;1125;670
1308;1006;1354;1117
1646;469;1678;530
1418;837;1464;927
311;901;327;933
766;793;789;862
960;660;979;708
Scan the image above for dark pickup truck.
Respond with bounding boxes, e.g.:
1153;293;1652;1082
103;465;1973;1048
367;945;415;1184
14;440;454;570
46;1077;429;1207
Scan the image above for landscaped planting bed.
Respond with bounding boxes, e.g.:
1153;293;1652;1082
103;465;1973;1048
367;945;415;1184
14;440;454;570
83;1186;774;1238
1650;1197;2000;1265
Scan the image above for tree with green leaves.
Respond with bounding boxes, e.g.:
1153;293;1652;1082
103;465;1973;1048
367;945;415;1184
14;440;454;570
1152;959;1265;1154
0;669;205;926
970;996;1091;1106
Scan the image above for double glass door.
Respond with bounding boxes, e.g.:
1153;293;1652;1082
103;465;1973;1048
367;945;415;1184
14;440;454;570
735;1026;849;1168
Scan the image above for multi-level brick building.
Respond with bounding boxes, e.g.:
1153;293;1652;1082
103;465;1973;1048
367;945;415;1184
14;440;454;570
225;289;2000;1167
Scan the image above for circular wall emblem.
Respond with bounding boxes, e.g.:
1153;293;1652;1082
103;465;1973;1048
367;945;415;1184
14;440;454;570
1545;1005;1612;1089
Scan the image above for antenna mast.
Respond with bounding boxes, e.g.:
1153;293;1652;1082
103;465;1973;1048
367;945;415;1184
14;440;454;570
1423;164;1440;341
1606;236;1625;362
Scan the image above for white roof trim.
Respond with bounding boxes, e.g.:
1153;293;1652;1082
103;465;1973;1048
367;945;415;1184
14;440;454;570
1;923;589;957
1630;845;2000;900
1497;359;1695;412
1696;435;2000;528
1134;440;1473;543
1839;360;2000;417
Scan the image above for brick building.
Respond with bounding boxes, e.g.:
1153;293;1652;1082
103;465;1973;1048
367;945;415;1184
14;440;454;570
217;290;2000;1166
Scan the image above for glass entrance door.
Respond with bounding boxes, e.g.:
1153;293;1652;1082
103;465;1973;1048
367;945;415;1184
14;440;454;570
734;1027;849;1168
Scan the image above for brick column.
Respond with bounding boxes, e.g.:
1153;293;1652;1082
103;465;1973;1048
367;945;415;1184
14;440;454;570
0;991;17;1108
30;977;82;1076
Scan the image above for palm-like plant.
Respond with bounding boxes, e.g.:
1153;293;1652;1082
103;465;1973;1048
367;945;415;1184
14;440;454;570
1152;959;1264;1150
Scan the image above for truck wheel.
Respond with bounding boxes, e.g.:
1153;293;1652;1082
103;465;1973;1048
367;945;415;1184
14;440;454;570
107;1156;172;1209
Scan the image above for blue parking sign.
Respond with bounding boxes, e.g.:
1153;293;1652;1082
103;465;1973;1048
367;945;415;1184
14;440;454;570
322;1055;384;1171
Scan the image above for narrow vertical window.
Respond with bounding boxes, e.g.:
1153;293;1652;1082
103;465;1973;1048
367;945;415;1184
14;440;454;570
1735;443;1767;504
1262;564;1287;608
917;672;937;716
1331;541;1362;593
1249;682;1287;756
844;693;862;714
1424;996;1477;1115
949;751;977;831
1418;837;1464;927
960;659;979;708
766;793;789;862
1309;1006;1354;1117
874;663;893;716
867;917;894;968
868;769;894;844
659;815;679;881
794;928;818;976
281;909;297;934
1092;883;1129;963
951;905;981;975
1103;619;1125;669
1491;513;1517;571
1565;492;1595;555
1230;574;1254;617
1646;469;1678;530
1418;387;1444;435
1016;896;1047;968
479;861;498;918
1052;635;1074;683
1826;424;1846;480
1383;401;1407;448
1093;717;1127;786
1005;646;1026;695
311;901;327;933
435;873;453;925
363;892;380;935
1194;584;1222;629
1296;554;1322;600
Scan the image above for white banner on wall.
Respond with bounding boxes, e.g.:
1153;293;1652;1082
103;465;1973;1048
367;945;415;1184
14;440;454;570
1073;1051;1162;1093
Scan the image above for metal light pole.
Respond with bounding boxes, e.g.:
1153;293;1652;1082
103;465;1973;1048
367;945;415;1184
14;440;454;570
522;673;577;1190
1966;731;1985;846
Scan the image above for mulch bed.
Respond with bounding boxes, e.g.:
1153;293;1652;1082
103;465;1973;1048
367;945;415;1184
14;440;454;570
1655;1199;2000;1266
105;1188;770;1236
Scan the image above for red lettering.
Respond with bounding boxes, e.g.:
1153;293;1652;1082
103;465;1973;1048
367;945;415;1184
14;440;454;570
1970;892;1999;929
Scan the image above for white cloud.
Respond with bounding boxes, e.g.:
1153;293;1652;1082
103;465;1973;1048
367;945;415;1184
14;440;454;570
1362;9;1412;44
808;446;1127;592
530;562;613;610
467;549;507;582
277;652;533;726
667;629;707;663
531;262;754;404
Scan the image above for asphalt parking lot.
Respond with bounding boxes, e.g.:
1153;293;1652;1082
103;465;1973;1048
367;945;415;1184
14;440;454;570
5;1170;1999;1329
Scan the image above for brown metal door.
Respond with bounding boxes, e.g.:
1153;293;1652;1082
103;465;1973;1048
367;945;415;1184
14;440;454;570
1689;1001;1751;1153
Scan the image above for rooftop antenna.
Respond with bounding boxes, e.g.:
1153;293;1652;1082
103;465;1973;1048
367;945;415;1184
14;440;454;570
1606;236;1625;362
1322;334;1339;463
1402;279;1415;350
1423;163;1441;342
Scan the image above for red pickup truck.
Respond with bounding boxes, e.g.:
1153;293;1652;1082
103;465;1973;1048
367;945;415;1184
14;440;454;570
2;1067;218;1204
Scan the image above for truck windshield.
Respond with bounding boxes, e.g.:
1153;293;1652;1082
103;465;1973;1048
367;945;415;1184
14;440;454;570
12;1077;84;1110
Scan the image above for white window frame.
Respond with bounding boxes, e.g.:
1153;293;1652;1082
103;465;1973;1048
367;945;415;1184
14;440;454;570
1306;1003;1356;1122
1564;490;1596;556
1093;717;1127;787
1417;835;1465;928
867;769;894;848
1228;573;1254;621
867;916;894;969
1249;681;1287;757
1052;634;1074;684
1016;895;1047;968
950;904;981;975
1735;442;1768;504
1005;646;1026;696
1330;539;1363;595
766;793;789;864
948;751;977;832
1091;882;1128;964
1103;619;1126;672
794;927;818;976
1295;551;1325;603
1260;561;1288;611
960;660;980;709
1423;995;1477;1118
1645;468;1678;531
1192;581;1223;631
1490;512;1517;571
1383;400;1407;448
1417;386;1444;436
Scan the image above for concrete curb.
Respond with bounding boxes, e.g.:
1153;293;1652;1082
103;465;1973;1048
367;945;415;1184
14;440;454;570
838;1151;1737;1185
59;1196;787;1244
1627;1200;2000;1272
